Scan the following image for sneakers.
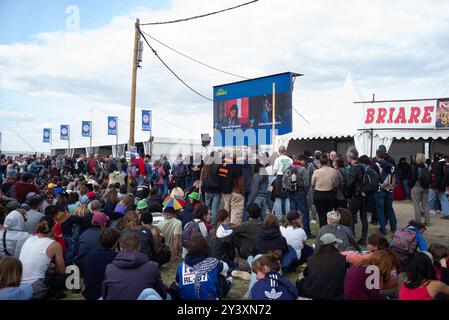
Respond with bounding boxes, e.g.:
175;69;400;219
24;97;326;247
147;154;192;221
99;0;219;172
231;270;251;281
430;210;437;215
311;219;317;224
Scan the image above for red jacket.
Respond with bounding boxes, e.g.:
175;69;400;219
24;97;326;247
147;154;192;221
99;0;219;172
133;158;146;176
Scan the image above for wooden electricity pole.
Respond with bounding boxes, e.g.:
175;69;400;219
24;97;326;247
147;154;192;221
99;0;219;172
128;18;140;191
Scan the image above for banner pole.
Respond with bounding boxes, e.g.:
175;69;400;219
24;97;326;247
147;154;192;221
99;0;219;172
272;82;276;153
116;118;119;157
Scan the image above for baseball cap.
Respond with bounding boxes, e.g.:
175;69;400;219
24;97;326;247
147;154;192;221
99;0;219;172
79;195;89;205
188;192;200;202
320;233;343;246
91;211;110;226
5;200;20;211
137;199;148;210
47;183;57;189
298;154;307;161
287;211;300;221
87;192;96;200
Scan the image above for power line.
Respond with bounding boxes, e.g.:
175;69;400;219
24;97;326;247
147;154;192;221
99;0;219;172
140;30;249;80
292;106;311;125
140;0;259;26
139;30;213;101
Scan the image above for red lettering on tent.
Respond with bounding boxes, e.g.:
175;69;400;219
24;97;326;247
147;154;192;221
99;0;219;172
376;108;387;123
365;108;375;124
387;108;395;123
394;107;406;123
422;106;434;123
408;107;421;123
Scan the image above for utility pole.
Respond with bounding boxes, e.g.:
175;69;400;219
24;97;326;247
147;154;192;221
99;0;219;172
128;18;140;191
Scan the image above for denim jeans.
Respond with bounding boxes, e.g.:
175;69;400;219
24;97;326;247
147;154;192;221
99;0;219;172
428;189;449;216
242;192;250;222
374;191;397;234
273;198;290;221
402;179;410;199
162;176;169;197
289;193;310;234
137;288;172;300
253;195;269;221
137;174;145;187
205;192;222;224
157;184;165;196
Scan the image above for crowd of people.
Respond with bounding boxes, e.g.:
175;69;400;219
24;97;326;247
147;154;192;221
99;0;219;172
0;146;448;301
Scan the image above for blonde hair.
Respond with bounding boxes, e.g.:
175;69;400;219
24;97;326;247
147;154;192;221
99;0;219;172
170;187;184;198
415;153;425;165
327;211;341;223
73;204;89;217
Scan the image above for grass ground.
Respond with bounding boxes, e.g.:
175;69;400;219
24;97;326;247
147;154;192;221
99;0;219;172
64;200;449;300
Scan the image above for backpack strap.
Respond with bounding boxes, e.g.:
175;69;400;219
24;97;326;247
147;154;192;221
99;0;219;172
2;230;12;256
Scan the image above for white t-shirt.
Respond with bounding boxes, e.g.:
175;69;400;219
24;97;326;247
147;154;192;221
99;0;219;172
280;226;307;260
273;155;293;176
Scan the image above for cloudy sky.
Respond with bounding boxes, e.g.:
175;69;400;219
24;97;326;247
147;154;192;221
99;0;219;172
1;0;449;152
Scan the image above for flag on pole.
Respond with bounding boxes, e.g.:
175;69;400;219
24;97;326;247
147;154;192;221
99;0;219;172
142;110;151;132
108;116;117;135
60;125;70;140
43;128;51;143
82;121;92;137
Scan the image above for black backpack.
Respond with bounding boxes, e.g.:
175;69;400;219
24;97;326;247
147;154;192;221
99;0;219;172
176;162;187;178
417;166;431;188
360;165;379;196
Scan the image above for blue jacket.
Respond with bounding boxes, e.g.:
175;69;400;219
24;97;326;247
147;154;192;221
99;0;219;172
408;226;428;251
0;284;32;300
75;227;102;275
83;248;117;300
250;272;298;300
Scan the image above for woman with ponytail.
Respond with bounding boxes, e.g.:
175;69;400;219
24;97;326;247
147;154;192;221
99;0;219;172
19;215;66;299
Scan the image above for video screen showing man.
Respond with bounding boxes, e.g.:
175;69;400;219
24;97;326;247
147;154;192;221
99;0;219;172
225;104;239;126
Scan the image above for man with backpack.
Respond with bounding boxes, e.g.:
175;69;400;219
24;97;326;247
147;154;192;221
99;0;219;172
372;149;398;237
172;153;188;191
219;154;244;226
285;154;313;238
345;147;369;245
272;146;293;221
410;153;431;225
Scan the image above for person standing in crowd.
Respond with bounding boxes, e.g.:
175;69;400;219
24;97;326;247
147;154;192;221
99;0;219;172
132;154;146;187
345;147;369;245
172;153;188;190
143;155;153;185
429;154;449;220
161;154;171;198
0;256;33;300
306;150;322;224
248;159;270;221
83;228;120;300
19;216;66;299
311;154;337;227
152;160;165;196
333;155;348;209
219;153;244;226
286;154;312;237
410;153;431;225
102;233;167;300
201;152;222;224
272;146;293;220
373;149;398;236
399;157;412;200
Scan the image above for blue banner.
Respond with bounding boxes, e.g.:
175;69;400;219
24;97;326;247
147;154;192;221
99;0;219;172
43;128;51;143
213;72;294;146
142;110;151;132
108;116;117;135
60;125;70;140
81;121;91;137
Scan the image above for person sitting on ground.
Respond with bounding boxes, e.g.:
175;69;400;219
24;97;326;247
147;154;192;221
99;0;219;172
341;233;390;265
344;250;395;300
117;185;129;202
232;203;263;260
428;243;449;285
112;195;135;228
14;173;39;204
19;216;66;300
74;211;109;276
67;192;80;214
209;209;237;273
121;211;155;261
148;187;163;206
83;228;120;301
399;252;449;300
140;210;171;267
23;194;45;234
182;204;210;258
297;233;347;300
0;256;33;300
0;210;30;259
280;211;313;271
156;206;182;261
253;214;288;257
250;252;298;301
337;207;353;229
178;191;201;229
407;219;428;251
102;187;119;218
176;234;231;300
391;219;428;269
315;210;361;253
102;233;167;300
